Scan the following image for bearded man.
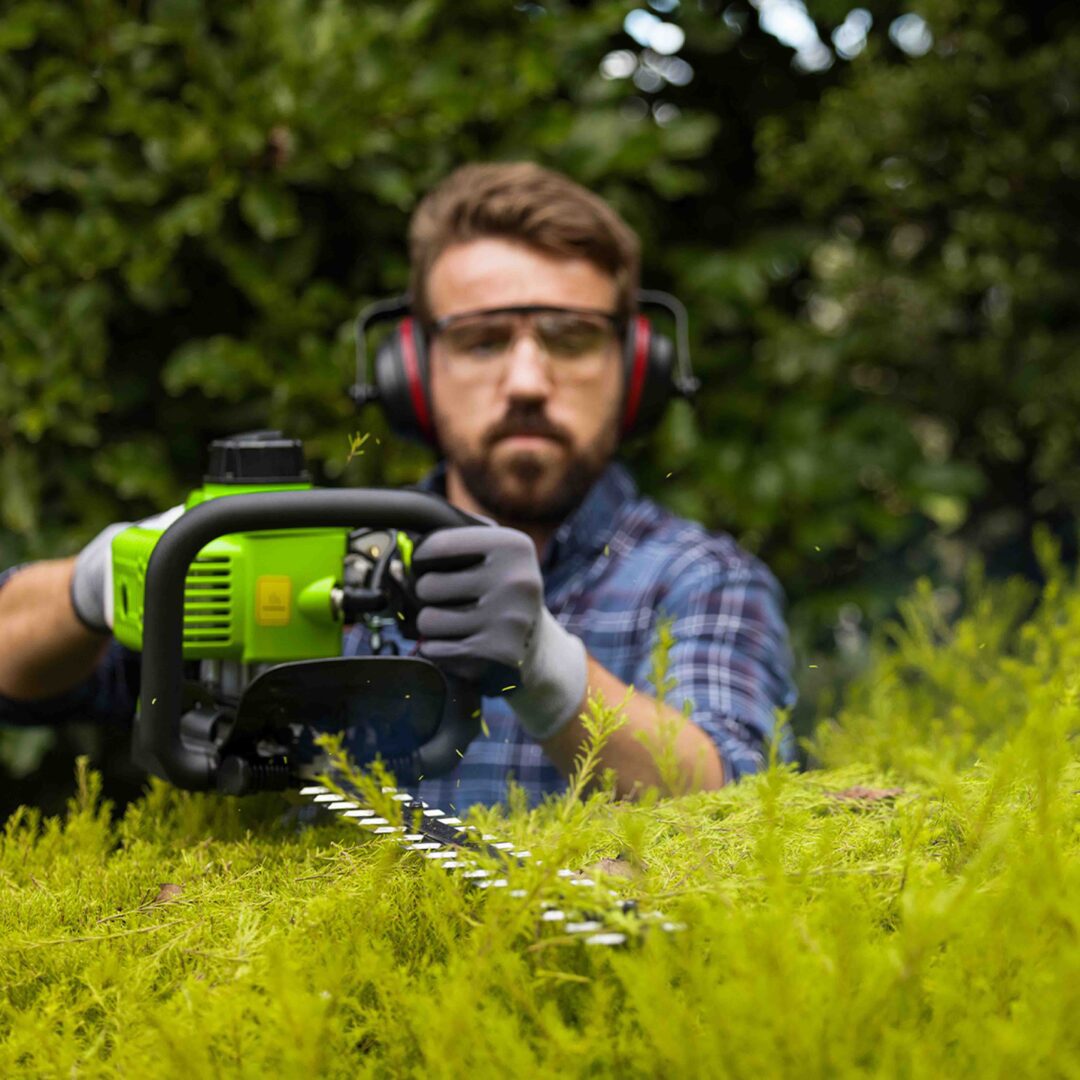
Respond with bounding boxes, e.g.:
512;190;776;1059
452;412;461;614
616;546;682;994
0;162;796;811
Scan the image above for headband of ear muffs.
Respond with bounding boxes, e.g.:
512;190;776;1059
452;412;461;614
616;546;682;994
370;312;678;448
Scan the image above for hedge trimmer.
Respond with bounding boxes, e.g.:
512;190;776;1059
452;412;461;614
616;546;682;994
113;431;678;946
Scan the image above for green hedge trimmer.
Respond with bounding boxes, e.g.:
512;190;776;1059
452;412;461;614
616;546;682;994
114;431;677;947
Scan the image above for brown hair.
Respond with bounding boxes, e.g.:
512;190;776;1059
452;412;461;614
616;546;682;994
408;162;641;326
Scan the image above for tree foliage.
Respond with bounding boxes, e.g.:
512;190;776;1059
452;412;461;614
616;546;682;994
1;0;1078;787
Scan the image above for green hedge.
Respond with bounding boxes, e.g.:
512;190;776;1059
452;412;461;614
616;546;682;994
3;2;1078;623
1;1;1078;787
0;559;1078;1075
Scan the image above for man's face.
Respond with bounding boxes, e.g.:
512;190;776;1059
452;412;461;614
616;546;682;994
426;237;623;527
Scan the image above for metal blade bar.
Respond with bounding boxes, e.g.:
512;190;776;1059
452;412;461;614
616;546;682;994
298;783;681;947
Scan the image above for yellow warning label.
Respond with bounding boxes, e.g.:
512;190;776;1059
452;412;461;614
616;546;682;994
256;575;292;627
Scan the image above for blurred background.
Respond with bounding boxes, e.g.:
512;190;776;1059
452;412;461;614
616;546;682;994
0;0;1077;814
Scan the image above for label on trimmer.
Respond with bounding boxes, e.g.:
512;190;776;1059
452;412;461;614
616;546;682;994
255;575;292;626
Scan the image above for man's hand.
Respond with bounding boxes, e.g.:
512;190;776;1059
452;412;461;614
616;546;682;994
411;525;588;740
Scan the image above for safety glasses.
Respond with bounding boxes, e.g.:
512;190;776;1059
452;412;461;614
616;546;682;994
431;305;620;380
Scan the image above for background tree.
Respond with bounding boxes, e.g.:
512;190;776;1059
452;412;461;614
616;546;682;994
0;0;1076;808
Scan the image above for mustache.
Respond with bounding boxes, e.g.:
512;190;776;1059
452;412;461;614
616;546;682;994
486;414;568;445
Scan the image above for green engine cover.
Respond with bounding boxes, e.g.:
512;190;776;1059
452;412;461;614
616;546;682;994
112;481;348;663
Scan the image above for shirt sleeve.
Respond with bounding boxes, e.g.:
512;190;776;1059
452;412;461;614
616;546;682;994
632;554;798;782
0;564;139;728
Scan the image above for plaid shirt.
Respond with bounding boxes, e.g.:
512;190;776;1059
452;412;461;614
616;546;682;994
0;460;796;812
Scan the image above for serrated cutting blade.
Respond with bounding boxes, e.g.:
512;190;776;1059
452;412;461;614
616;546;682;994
298;783;676;947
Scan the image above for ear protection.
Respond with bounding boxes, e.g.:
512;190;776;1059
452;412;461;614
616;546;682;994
349;290;700;448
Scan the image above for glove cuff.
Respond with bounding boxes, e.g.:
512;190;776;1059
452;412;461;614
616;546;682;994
508;608;587;741
70;522;128;634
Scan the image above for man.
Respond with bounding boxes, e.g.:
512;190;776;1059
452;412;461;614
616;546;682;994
0;162;796;812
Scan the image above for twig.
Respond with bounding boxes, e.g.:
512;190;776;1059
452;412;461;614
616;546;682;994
15;919;187;948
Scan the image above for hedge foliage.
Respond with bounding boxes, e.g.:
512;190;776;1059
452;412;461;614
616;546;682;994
0;557;1078;1076
1;4;1078;788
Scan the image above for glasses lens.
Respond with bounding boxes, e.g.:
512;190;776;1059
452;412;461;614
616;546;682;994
535;313;613;358
440;316;516;359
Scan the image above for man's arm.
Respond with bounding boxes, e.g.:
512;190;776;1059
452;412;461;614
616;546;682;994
408;523;795;800
542;652;725;798
0;559;112;701
546;556;796;798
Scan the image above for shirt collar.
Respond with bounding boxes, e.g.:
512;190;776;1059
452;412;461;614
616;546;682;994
413;459;637;571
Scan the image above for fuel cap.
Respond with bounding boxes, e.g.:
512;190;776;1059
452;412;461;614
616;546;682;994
205;430;310;484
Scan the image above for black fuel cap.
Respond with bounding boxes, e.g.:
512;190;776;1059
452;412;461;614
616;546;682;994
205;430;310;484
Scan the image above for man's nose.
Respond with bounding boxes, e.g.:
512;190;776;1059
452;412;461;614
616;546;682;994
501;333;553;398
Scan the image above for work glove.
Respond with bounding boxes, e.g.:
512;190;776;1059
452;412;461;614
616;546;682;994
411;526;588;741
70;506;185;633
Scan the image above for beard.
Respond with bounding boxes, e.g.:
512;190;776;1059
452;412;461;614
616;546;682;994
436;405;620;527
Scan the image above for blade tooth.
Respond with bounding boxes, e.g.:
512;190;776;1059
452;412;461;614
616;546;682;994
308;782;674;944
565;921;604;934
586;933;628;947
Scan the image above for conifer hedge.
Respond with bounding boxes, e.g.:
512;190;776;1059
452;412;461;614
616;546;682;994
1;556;1078;1076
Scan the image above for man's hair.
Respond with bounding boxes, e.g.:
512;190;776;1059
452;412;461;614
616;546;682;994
408;162;641;326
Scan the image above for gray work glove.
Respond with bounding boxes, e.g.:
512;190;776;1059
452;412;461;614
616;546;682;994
411;525;588;741
70;507;185;633
70;522;129;633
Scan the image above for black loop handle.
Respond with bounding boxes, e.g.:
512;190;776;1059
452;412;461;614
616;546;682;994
134;489;479;790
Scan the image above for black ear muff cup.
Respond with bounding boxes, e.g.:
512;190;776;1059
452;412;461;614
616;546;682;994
621;316;676;441
373;316;438;447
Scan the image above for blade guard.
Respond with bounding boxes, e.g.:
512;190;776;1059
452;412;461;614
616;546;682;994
133;489;482;791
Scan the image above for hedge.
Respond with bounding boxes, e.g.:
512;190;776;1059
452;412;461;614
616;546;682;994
0;553;1077;1075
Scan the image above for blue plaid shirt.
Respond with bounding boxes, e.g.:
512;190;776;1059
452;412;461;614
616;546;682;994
0;460;796;812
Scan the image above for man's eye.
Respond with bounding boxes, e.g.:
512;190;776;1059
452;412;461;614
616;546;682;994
447;326;511;357
540;318;609;357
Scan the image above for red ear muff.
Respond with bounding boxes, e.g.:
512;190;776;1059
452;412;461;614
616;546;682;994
622;314;652;437
355;290;695;448
398;317;436;445
370;316;438;448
